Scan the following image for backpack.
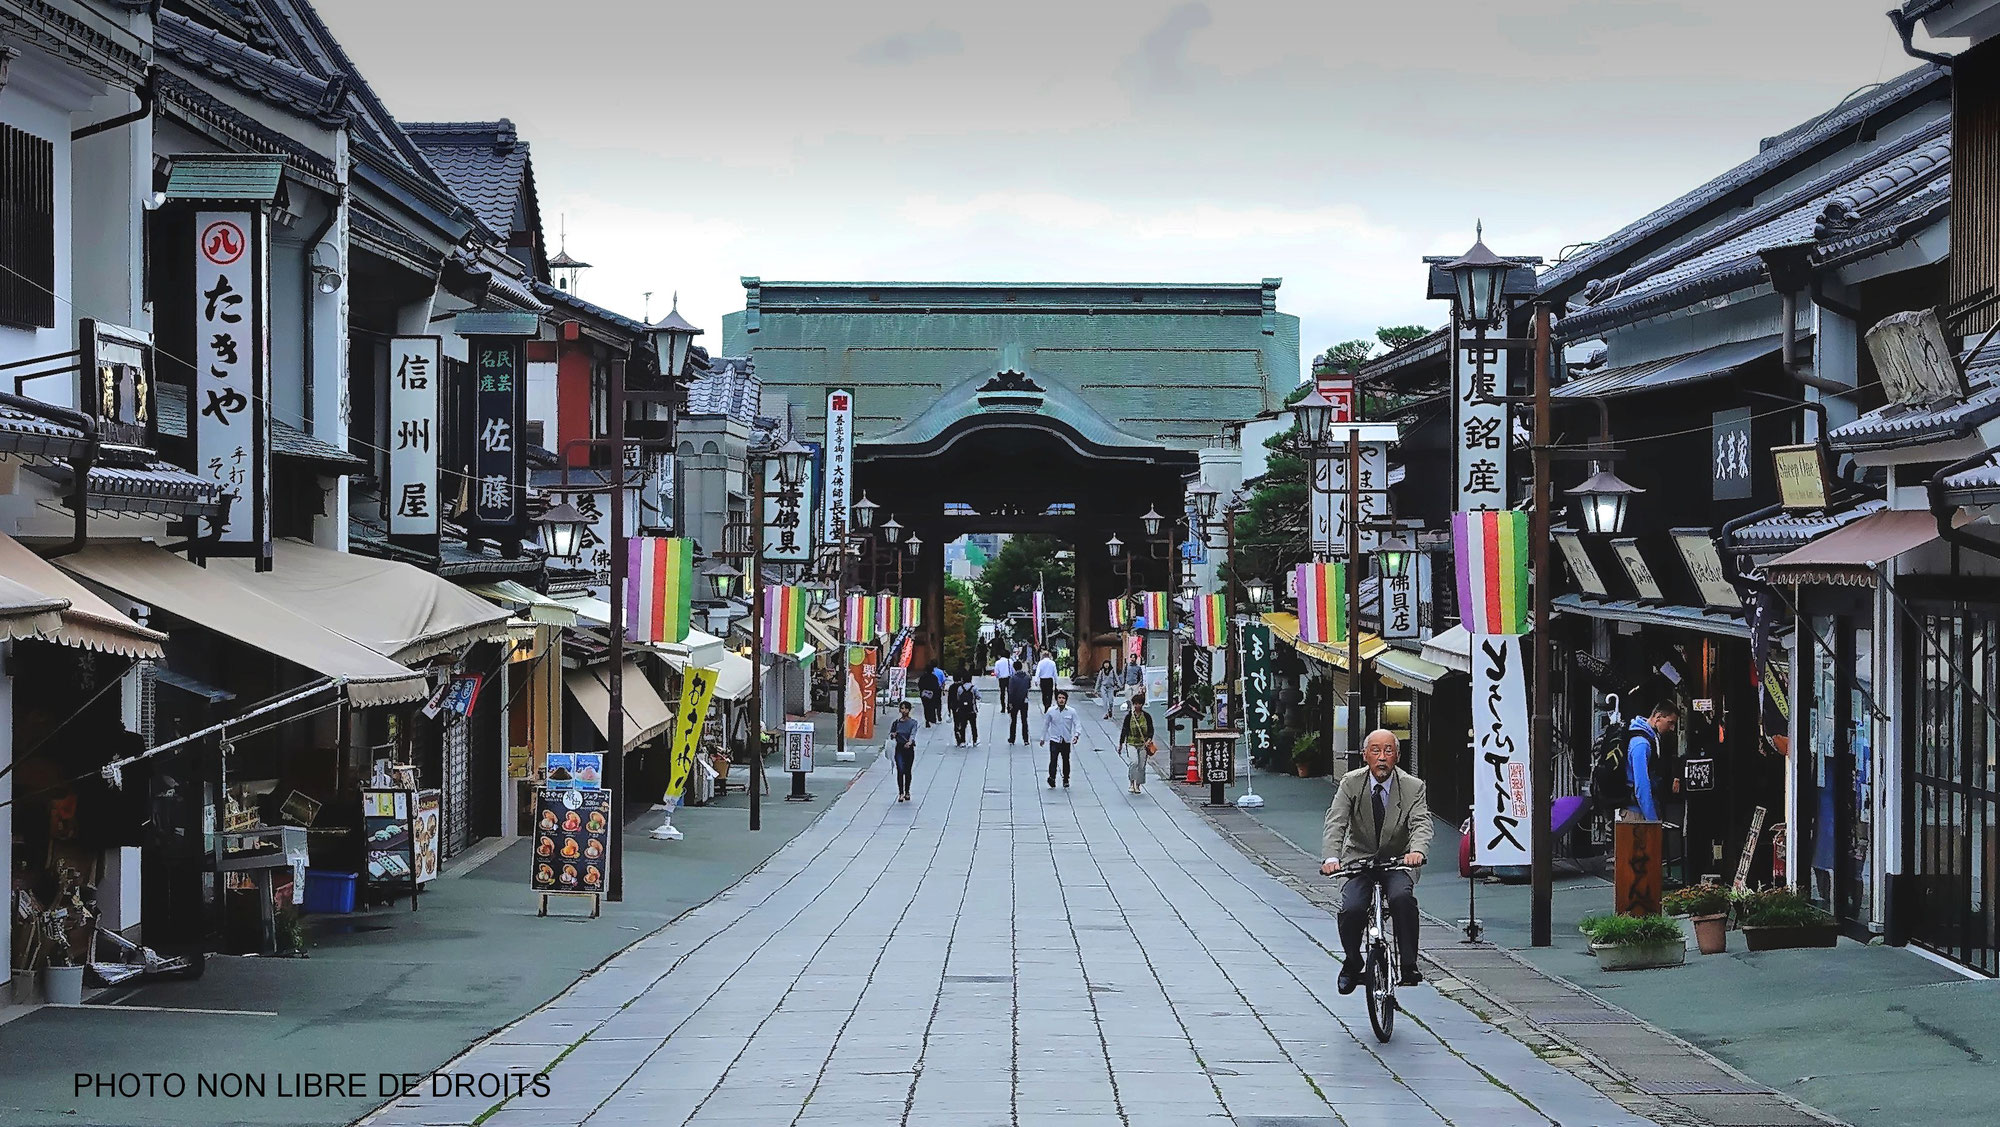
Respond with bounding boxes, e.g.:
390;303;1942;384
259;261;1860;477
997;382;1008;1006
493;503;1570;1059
1589;723;1637;810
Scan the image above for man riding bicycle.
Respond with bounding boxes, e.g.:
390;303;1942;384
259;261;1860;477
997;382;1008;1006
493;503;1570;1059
1320;729;1432;995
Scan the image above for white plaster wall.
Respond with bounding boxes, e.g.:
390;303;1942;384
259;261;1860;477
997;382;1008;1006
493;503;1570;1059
0;58;84;394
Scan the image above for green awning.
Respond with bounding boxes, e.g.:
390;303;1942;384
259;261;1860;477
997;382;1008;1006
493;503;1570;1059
164;156;285;202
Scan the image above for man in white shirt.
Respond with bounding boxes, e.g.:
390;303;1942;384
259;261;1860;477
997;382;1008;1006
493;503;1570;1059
993;652;1013;687
1041;689;1082;788
1036;651;1059;709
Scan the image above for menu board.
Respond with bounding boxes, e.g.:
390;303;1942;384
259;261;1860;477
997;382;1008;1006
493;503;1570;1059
412;789;441;884
362;788;417;895
532;786;611;896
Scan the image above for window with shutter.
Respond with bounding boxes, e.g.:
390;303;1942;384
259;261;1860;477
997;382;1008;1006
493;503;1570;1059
0;122;55;329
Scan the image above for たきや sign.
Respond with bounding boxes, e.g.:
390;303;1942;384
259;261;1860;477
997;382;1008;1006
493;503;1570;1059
194;212;270;560
1472;634;1532;867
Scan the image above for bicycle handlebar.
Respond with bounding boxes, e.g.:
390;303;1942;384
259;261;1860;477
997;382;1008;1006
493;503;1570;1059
1329;857;1412;878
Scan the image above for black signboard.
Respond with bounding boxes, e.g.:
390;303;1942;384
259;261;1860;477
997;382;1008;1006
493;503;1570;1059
532;786;611;895
1683;757;1716;793
471;338;523;535
1196;730;1237;785
1712;407;1752;501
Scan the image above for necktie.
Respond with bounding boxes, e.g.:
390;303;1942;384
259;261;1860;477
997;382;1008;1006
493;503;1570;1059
1372;782;1387;839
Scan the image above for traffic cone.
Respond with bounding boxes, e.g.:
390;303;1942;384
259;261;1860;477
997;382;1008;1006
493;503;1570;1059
1186;743;1199;784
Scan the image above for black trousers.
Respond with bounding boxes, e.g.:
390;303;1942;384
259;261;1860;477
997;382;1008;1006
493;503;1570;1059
1008;703;1030;741
953;711;978;744
1337;869;1419;971
1047;741;1071;785
1039;678;1056;709
921;695;940;725
894;747;915;795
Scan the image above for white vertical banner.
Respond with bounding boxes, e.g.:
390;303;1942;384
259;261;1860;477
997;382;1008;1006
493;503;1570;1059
1310;437;1388;555
387;336;440;540
824;389;853;545
1379;554;1420;639
1471;633;1532;867
763;456;814;562
1452;315;1510;512
193;210;270;559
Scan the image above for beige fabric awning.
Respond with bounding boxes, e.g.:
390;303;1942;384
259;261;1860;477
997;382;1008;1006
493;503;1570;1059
58;541;425;706
467;580;578;627
712;651;754;702
0;534;165;658
1763;510;1951;586
565;660;673;750
214;540;513;663
0;574;65;641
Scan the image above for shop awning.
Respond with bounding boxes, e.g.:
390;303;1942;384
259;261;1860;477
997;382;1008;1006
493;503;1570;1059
1553;334;1784;400
1553;594;1750;639
1422;625;1471;675
1262;611;1388;672
214;540;513;663
651;627;728;671
0;534;166;658
803;615;840;655
1374;647;1455;692
467;580;578;627
1761;509;1950;586
712;651;754;701
564;660;672;750
556;593;614;626
58;542;425;706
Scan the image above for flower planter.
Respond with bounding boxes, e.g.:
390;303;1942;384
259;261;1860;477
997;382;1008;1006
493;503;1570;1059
11;967;41;1005
1590;940;1685;971
1741;922;1838;951
1692;913;1729;955
41;965;84;1006
1668;914;1694;949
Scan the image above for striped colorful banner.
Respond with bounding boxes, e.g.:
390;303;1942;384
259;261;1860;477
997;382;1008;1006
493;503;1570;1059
1031;590;1046;643
1191;593;1226;648
762;585;809;655
843;594;876;641
627;536;693;644
1134;591;1168;630
901;596;923;628
879;593;904;635
1107;596;1130;630
1453;510;1530;635
1295;562;1347;645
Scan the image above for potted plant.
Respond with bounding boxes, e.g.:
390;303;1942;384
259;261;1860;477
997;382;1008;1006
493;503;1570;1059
1290;732;1323;778
1733;886;1839;950
1581;913;1686;971
1663;884;1732;955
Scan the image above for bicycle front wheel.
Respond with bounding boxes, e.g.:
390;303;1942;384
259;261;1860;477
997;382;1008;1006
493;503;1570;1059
1365;941;1394;1042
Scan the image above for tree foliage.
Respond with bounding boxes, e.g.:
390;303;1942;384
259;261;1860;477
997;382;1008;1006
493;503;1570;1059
974;534;1072;625
1316;339;1376;371
1375;324;1432;351
940;575;981;675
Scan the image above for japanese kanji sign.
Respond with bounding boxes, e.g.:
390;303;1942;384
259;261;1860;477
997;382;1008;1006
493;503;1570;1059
193;210;270;563
1310;436;1388;555
1471;633;1532;867
1241;621;1276;774
666;665;718;807
763;455;814;563
388;336;441;543
471;338;523;530
1379;552;1424;640
824;389;853;545
1711;407;1753;501
1452;322;1509;512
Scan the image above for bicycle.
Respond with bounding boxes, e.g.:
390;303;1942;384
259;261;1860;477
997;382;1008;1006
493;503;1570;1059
1332;856;1410;1043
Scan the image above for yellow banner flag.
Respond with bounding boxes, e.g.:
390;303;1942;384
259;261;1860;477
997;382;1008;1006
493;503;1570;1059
665;666;719;805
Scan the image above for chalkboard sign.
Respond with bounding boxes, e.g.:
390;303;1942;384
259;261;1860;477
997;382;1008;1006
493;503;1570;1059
1683;757;1716;793
1195;730;1237;785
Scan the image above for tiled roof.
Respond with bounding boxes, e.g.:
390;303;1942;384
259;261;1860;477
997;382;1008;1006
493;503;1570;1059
1357;326;1449;387
347;521;544;579
0;400;88;457
533;281;649;336
1728;499;1886;550
27;461;223;515
156;383;366;470
685;358;761;424
156;10;346;124
155;69;340;187
1829;376;2000;450
405;121;530;240
1942;457;2000;495
455;253;548;314
1541;65;1948;298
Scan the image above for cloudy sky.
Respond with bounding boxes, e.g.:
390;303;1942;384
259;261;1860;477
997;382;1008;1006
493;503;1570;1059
322;0;1952;376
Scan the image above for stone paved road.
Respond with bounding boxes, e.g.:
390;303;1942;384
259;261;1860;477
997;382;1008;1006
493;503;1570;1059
366;699;1662;1127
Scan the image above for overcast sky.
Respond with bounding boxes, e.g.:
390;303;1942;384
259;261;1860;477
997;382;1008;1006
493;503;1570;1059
322;0;1953;377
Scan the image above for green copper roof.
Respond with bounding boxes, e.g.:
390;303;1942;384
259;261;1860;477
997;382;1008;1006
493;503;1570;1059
164;156;285;202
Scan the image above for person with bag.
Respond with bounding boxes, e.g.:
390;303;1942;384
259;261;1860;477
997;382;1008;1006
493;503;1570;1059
1118;693;1156;794
1590;700;1678;821
889;701;920;802
950;670;980;747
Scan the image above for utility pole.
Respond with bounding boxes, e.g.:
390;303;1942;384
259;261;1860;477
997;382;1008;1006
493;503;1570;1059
1345;426;1363;773
1530;303;1555;948
745;460;765;833
606;359;627;903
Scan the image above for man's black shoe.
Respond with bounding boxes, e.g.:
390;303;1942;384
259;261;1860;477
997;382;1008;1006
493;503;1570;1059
1337;960;1363;995
1399;968;1424;988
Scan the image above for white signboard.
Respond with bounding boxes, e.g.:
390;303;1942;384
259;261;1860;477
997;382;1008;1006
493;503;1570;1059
1453;319;1509;512
1379;552;1424;639
1143;665;1168;705
824;389;853;545
193;210;270;557
1671;530;1742;610
388;336;440;539
1471;633;1532;867
1553;530;1610;598
1610;539;1664;601
1311;438;1388;555
763;457;814;562
783;720;814;774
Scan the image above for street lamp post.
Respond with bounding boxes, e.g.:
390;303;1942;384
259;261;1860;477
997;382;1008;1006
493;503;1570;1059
834;494;878;767
742;437;811;830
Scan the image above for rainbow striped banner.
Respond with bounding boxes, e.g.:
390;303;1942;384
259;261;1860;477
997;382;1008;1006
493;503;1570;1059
1191;593;1226;648
1107;597;1130;629
901;597;923;628
627;536;693;644
762;585;809;655
1134;591;1169;630
1454;510;1530;635
843;594;876;641
1295;562;1347;645
878;593;903;635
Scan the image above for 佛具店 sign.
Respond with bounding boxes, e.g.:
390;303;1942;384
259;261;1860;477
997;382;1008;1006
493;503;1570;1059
193;211;271;566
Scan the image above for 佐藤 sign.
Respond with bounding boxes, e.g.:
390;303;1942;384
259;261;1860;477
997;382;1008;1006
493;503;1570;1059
1471;633;1532;868
193;210;271;563
388;336;441;543
471;339;524;531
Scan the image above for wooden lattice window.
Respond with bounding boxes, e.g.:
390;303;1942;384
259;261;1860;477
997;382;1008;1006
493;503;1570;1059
0;121;55;329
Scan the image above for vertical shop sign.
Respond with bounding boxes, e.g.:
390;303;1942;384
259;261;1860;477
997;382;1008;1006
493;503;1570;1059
1241;621;1275;771
1380;555;1420;639
388;337;441;545
1471;634;1532;867
1711;407;1753;501
824;389;853;544
1310;438;1388;554
845;645;878;740
1452;320;1509;512
763;456;814;562
471;338;524;533
665;666;718;806
194;211;271;565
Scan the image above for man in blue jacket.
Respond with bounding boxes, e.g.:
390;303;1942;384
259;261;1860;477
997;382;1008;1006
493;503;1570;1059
1623;702;1679;821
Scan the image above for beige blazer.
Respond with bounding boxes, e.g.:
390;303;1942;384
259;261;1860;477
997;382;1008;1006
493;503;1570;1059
1321;766;1435;882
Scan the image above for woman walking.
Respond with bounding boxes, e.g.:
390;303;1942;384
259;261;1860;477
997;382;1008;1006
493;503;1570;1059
1095;660;1119;720
890;700;920;801
1118;694;1156;795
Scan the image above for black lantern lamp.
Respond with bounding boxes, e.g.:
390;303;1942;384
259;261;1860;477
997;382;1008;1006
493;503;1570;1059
1443;222;1512;329
1244;575;1271;610
535;500;589;565
704;560;742;599
1567;466;1645;535
647;296;703;380
1105;533;1124;559
905;532;923;558
775;439;811;489
1187;481;1220;522
1377;526;1418;579
1140;506;1165;539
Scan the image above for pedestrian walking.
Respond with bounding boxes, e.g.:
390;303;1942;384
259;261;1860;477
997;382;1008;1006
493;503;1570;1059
1036;650;1058;710
919;661;943;727
1006;662;1033;744
993;650;1013;689
950;670;981;746
1123;659;1144;700
1042;689;1081;788
1094;659;1119;719
1118;694;1155;794
890;701;920;802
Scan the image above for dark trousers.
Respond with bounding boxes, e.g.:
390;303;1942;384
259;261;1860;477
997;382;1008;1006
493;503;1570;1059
1337;868;1419;971
954;712;977;744
1047;741;1071;785
1008;703;1030;742
921;695;940;725
894;747;915;795
1040;678;1055;709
